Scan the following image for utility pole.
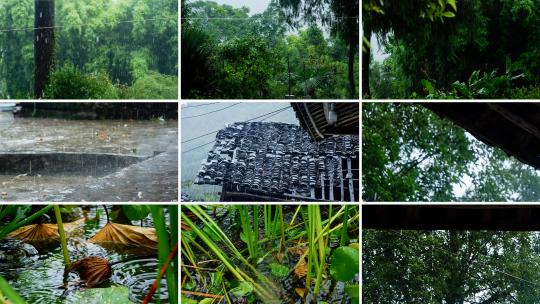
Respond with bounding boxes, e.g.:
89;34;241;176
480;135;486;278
34;0;55;99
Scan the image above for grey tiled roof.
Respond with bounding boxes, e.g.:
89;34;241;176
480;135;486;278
195;122;359;200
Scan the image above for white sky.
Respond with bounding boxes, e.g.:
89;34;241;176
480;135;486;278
211;0;271;15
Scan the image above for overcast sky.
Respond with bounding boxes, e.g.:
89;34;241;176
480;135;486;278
211;0;271;15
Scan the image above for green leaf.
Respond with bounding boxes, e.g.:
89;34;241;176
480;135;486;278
122;205;151;221
269;263;290;278
181;298;198;304
442;11;456;18
199;299;215;304
447;0;457;11
229;281;254;297
345;284;360;304
330;246;359;281
68;286;133;304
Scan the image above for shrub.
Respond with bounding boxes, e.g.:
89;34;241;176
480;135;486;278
125;72;178;99
43;64;118;99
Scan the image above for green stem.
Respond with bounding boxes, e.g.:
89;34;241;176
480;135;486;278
150;206;178;304
53;205;70;267
0;275;26;304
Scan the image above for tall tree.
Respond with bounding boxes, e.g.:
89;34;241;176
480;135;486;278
362;0;457;97
279;0;359;98
363;103;540;201
34;0;55;98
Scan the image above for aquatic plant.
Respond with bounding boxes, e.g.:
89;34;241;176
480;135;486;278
0;205;53;239
53;205;71;268
149;205;178;304
181;204;360;303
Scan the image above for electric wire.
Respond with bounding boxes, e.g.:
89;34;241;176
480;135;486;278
181;105;291;144
181;16;358;20
181;103;242;120
181;105;292;153
0;16;177;33
181;102;221;109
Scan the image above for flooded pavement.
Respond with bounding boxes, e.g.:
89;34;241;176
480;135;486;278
0;113;178;202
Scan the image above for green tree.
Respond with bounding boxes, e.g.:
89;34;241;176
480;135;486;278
363;103;540;201
279;0;359;98
364;229;540;304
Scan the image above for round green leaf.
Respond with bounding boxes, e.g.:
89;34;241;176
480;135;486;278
330;246;359;282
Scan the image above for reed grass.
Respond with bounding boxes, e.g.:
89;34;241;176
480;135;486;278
181;206;279;302
150;206;178;304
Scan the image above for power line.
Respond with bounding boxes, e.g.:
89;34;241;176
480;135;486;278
0;16;177;33
181;139;217;154
181;105;291;144
181;102;221;109
181;17;359;20
181;103;242;120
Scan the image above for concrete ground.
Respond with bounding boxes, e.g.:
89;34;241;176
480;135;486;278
0;113;178;202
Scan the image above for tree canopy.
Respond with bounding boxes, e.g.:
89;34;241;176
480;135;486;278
0;0;177;99
181;0;358;99
362;103;540;201
364;0;540;99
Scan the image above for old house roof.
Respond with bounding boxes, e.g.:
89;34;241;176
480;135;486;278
422;103;540;170
291;102;359;141
195;122;359;201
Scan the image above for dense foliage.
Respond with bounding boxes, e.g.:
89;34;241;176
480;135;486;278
181;0;358;99
0;0;177;99
364;229;540;304
364;0;540;99
362;103;540;201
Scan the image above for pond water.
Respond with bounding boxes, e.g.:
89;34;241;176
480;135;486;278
0;112;178;202
0;206;169;303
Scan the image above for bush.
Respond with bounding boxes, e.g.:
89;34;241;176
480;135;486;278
43;64;118;99
124;72;178;99
508;86;540;99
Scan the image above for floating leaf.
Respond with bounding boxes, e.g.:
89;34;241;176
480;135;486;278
70;256;111;287
9;218;85;249
229;281;253;297
269;263;289;278
330;246;359;282
89;222;158;254
68;285;132;304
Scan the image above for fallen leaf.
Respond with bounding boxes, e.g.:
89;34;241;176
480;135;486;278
295;288;306;298
9;218;85;249
294;259;308;278
70;256;112;287
89;222;158;254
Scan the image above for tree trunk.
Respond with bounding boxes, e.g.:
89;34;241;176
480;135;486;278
34;0;55;99
362;24;372;98
348;37;357;99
